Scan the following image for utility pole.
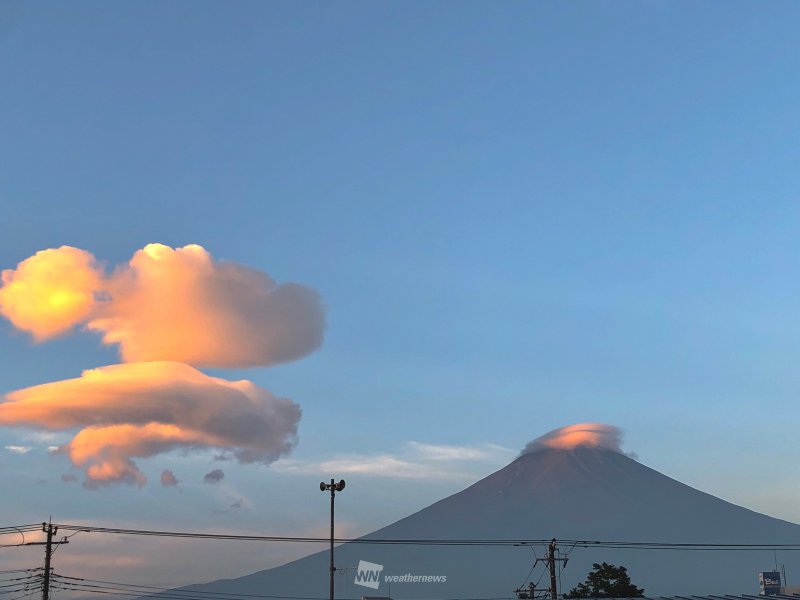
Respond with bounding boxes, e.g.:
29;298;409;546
42;522;58;600
547;539;558;600
320;479;345;600
12;521;69;600
515;540;568;600
546;539;568;600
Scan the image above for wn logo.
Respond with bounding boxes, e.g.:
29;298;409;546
354;560;384;590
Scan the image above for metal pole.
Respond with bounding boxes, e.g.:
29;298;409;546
330;479;335;600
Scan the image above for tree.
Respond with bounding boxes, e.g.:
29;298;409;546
564;563;644;598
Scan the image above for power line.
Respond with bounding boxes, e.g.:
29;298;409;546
53;575;355;600
0;578;42;590
4;588;44;600
1;576;43;600
0;526;42;533
0;586;42;595
43;524;800;551
52;576;498;600
52;580;354;600
50;578;514;600
3;587;43;600
0;574;43;598
0;585;42;596
0;524;59;551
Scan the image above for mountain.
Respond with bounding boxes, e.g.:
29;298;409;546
181;447;800;597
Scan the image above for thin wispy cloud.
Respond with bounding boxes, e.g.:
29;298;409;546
274;442;514;481
408;441;514;462
4;445;31;454
18;430;66;444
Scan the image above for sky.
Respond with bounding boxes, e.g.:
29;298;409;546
2;0;800;588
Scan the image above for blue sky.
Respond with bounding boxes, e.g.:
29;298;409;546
2;0;800;585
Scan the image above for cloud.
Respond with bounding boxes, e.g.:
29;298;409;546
0;361;301;487
520;423;628;455
407;442;514;462
204;469;224;484
275;442;514;481
0;243;322;488
23;430;65;444
160;469;178;487
4;445;32;454
279;455;451;479
0;243;326;368
0;246;103;341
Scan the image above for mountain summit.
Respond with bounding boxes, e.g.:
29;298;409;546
184;443;800;597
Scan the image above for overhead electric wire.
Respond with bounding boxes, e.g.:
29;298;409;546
0;578;42;590
0;581;38;589
52;587;512;600
53;524;539;545
51;578;513;600
2;578;43;600
0;585;42;596
53;575;354;600
0;575;42;584
0;526;41;534
0;581;43;597
53;575;351;600
3;587;43;600
0;524;48;549
517;545;538;590
46;524;800;551
53;575;510;600
53;580;356;600
0;587;41;596
0;574;43;581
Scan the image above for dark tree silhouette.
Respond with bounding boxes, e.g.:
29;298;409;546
564;563;645;598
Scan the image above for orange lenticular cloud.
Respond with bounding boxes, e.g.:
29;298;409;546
0;243;326;368
0;362;301;487
520;423;625;455
0;246;103;341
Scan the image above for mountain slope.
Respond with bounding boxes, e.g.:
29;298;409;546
183;448;800;597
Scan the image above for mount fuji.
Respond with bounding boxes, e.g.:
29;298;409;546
180;430;800;597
